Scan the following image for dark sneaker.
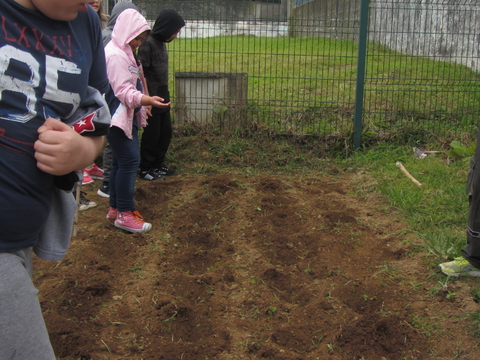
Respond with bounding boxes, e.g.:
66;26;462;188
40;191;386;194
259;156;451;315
79;191;97;210
155;166;177;176
139;170;161;181
97;181;110;198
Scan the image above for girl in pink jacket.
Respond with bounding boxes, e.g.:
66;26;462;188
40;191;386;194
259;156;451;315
105;9;170;233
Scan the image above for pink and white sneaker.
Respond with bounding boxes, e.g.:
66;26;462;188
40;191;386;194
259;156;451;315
106;207;118;219
82;172;94;185
115;211;152;233
84;164;104;180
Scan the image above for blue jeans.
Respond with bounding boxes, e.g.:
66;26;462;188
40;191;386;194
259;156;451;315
107;123;139;212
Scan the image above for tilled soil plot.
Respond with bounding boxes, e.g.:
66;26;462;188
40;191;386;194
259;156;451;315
34;171;480;359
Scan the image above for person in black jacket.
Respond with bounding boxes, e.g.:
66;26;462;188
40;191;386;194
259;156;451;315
138;9;185;181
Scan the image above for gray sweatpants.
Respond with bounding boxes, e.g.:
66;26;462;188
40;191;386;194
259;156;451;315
102;140;113;182
0;249;56;360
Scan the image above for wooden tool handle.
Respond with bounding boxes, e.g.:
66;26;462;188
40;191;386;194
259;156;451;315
396;161;422;187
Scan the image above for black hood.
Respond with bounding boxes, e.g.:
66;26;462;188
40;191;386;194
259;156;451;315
151;9;185;42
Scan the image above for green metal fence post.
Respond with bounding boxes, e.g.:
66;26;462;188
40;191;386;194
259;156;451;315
353;0;370;150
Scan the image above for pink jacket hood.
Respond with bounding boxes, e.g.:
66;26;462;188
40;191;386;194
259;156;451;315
105;9;151;138
110;9;150;60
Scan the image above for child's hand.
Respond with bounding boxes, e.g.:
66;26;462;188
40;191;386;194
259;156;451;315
146;95;171;109
34;117;104;176
146;105;153;117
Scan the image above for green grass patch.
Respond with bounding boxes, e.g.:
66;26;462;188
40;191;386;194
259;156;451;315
347;142;470;262
167;35;480;140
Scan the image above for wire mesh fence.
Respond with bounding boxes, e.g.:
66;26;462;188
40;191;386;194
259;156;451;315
132;0;480;145
366;0;480;143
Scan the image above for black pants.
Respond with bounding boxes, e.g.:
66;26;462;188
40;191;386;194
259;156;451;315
139;110;172;172
462;125;480;268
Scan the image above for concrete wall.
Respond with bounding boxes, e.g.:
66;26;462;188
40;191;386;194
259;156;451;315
289;0;360;39
369;0;480;72
289;0;480;71
179;20;288;38
135;0;286;21
175;72;248;124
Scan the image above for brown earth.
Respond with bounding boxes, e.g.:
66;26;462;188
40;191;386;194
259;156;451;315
33;169;480;360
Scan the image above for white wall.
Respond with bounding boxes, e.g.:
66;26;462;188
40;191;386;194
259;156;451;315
178;20;289;38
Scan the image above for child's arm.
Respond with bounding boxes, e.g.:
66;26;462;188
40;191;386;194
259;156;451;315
107;55;171;111
34;118;104;176
107;55;145;109
141;95;171;109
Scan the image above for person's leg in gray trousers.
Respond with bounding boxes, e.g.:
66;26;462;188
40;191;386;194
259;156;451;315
0;249;56;360
102;140;112;183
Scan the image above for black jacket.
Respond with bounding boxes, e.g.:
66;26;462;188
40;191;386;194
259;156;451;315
138;9;185;112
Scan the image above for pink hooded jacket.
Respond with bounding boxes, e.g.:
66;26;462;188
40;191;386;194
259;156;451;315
105;9;150;139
